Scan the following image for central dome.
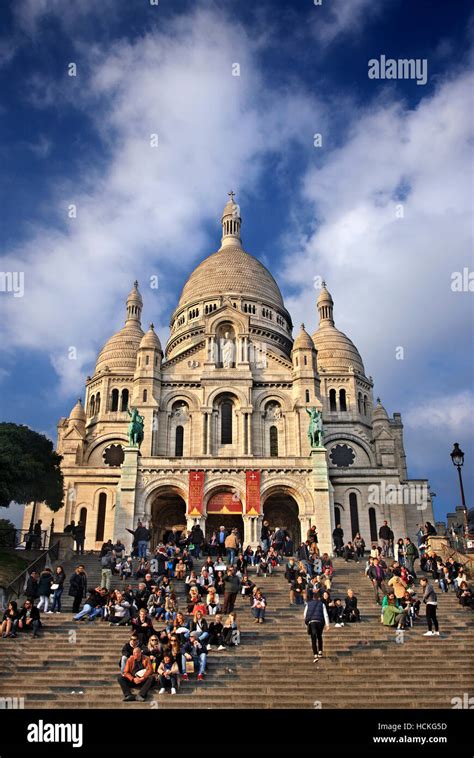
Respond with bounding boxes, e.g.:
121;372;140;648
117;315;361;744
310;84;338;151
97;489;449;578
177;245;285;309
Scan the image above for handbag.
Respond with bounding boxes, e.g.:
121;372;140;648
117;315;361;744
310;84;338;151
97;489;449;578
50;583;59;591
185;660;195;674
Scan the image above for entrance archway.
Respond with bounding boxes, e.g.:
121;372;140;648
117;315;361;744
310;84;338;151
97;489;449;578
150;490;186;547
263;492;301;547
205;489;244;543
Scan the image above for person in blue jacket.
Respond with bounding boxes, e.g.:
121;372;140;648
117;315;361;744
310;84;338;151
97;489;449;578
304;590;330;663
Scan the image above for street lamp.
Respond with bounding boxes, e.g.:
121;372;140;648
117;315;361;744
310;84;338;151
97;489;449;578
450;443;467;538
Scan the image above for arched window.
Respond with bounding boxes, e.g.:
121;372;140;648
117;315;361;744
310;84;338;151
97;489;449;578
305;389;310;403
79;507;87;529
329;389;337;412
357;392;362;413
143;389;148;402
95;393;101;414
334;505;341;527
339;388;347;412
369;507;378;543
349;492;359;538
363;395;368;415
89;395;95;416
121;389;129;412
121;389;128;411
175;425;184;457
95;493;107;542
221;401;233;444
269;426;278;457
111;389;119;412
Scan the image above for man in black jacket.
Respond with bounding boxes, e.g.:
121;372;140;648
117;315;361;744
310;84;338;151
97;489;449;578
128;522;151;560
25;571;40;603
379;521;391;557
68;566;87;614
260;520;270;551
332;525;344;557
73;521;85;555
223;567;240;613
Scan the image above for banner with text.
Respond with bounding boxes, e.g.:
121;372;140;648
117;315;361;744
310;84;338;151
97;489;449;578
188;471;205;517
246;470;261;515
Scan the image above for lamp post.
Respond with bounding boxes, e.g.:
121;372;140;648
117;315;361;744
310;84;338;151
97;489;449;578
450;443;467;539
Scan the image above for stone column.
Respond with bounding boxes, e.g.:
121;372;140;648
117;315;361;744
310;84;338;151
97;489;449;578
310;447;334;556
247;412;253;456
114;447;140;551
243;516;253;547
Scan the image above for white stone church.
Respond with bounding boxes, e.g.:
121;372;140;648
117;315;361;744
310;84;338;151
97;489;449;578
23;195;434;554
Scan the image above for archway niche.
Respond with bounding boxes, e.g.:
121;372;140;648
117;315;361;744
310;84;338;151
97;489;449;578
263;492;301;547
150;489;187;547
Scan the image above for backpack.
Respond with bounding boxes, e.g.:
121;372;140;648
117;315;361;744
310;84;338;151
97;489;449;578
412;545;419;559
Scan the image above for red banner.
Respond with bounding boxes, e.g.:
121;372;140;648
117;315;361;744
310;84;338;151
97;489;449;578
207;492;242;514
246;470;261;515
188;471;205;517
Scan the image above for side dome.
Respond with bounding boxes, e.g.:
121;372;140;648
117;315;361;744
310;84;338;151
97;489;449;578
94;282;144;374
69;398;86;422
372;398;389;422
312;282;365;374
177;246;285;309
292;323;314;351
139;323;162;352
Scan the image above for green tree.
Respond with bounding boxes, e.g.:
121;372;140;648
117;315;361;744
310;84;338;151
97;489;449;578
0;518;16;547
0;423;64;511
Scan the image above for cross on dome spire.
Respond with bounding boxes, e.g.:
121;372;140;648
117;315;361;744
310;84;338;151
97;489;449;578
220;191;242;249
125;281;143;326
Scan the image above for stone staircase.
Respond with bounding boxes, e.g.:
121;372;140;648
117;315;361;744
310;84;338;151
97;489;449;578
0;552;472;709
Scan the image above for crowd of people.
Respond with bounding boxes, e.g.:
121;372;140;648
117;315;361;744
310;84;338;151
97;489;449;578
1;517;472;698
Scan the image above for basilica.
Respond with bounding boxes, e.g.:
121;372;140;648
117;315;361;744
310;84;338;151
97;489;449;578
23;195;434;555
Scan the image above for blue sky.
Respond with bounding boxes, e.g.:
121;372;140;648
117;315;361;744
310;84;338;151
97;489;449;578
0;0;473;527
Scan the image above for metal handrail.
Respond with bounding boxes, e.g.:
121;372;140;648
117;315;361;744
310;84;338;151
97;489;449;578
2;541;60;603
0;527;49;550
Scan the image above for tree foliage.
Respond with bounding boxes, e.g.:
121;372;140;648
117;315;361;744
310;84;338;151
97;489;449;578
0;423;64;511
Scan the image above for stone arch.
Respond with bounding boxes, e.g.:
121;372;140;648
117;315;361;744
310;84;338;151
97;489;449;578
162;390;200;413
324;433;375;467
142;478;188;519
261;485;301;546
207;310;248;336
261;478;312;516
206;386;247;410
84;434;128;465
146;484;188;548
256;391;292;414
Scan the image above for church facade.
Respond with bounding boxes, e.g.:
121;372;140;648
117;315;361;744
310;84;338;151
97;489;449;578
23;195;434;555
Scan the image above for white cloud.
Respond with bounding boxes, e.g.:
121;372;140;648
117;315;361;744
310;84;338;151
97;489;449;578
0;7;319;397
312;0;383;45
283;67;474;396
405;391;474;435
